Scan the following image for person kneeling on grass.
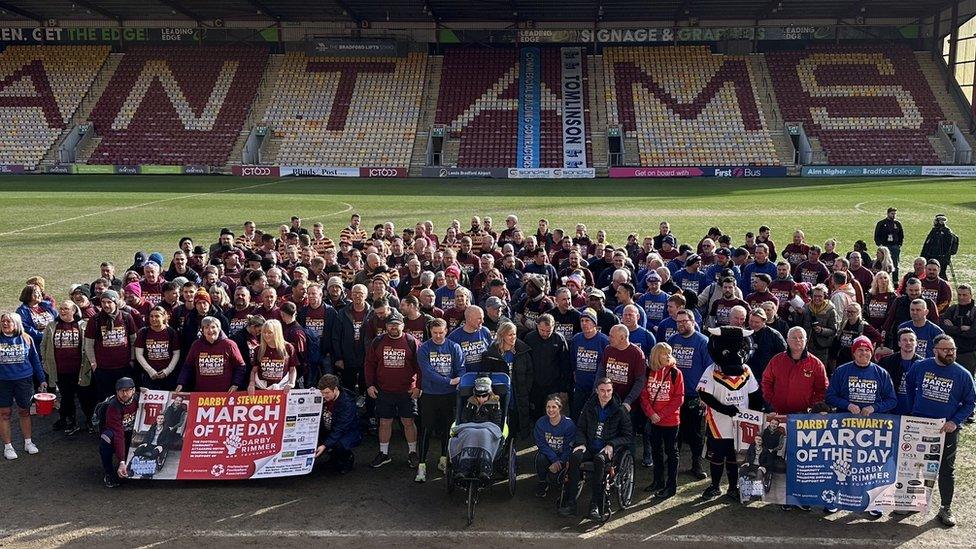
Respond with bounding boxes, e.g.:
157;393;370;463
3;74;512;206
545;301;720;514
314;374;362;473
99;377;140;488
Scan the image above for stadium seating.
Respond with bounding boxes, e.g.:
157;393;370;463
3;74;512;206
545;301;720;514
262;52;426;167
766;45;944;165
435;48;592;168
603;46;778;166
0;45;109;169
87;45;267;166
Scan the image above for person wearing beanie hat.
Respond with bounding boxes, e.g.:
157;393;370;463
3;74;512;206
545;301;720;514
672;254;708;296
570;308;610;419
434;264;464;311
84;288;139;402
514;275;554;334
176;288;230;364
147;252;165;268
826;335;896;417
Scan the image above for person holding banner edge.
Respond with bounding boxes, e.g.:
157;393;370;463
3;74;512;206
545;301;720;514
825;335;897;517
314;374;362;473
905;334;976;527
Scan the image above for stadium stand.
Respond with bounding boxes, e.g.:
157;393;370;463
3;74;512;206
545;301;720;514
261;51;426;167
603;46;779;167
0;45;109;169
766;44;946;165
435;48;592;168
86;45;267;166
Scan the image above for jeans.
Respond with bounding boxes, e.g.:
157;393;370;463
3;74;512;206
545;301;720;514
99;429;132;477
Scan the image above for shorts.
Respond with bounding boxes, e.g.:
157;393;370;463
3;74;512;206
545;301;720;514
704;434;736;465
375;391;417;419
0;377;34;409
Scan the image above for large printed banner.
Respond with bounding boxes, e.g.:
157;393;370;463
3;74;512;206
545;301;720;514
560;47;588;169
126;389;322;480
517;47;542;169
507;167;595;179
786;414;944;512
610;166;788;178
736;412;944;511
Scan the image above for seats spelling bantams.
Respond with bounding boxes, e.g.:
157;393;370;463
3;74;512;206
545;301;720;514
88;45;267;166
603;46;779;167
262;52;426;167
0;45;109;169
766;45;945;165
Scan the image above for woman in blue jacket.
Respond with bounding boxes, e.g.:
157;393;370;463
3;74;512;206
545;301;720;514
533;394;575;498
1;312;47;460
16;284;56;347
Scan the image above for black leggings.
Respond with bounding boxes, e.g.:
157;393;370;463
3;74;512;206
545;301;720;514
93;367;135;403
678;398;704;470
648;424;679;489
56;372;80;421
419;393;455;461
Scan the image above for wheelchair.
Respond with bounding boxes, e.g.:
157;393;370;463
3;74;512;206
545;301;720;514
556;445;635;523
445;373;517;526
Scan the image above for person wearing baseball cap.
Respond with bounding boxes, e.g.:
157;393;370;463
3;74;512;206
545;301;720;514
365;310;422;470
98;376;141;487
84;288;139;402
585;288;618;336
483;296;512;334
326;276;350;310
569;308;611;420
825;335;896;516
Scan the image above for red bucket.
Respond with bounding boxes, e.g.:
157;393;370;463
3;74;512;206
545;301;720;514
33;392;57;416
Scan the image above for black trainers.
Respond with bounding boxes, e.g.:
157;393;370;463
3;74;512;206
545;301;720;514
702;485;722;499
726;487;741;501
587;504;603;521
557;502;576;518
370;452;391;468
655;487;677;499
103;474;120;488
938;506;957;527
64;419;80;435
685;467;707;480
534;482;549;498
406;451;419;469
644;480;665;493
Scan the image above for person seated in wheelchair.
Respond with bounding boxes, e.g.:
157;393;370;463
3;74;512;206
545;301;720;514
533;394;575;498
558;378;633;520
450;377;505;482
132;414;170;463
459;377;503;426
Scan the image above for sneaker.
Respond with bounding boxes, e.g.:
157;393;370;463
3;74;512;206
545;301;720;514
557;502;576;518
3;446;17;460
370;452;391;468
437;455;448;473
52;418;66;431
407;451;419;469
587;504;603;521
780;504;794;511
644;480;665;493
797;505;812;511
702;485;722;499
534;482;549;498
65;422;81;436
938;506;956;527
824;507;839;515
686;468;707;480
103;474;120;488
24;441;38;455
866;510;883;519
642;456;654;468
726;487;740;501
414;464;427;483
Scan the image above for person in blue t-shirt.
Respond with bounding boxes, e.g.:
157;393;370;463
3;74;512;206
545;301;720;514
570;309;609;420
416;318;465;483
898;298;945;358
533;394;575;498
671;255;709;295
878;328;923;415
666;308;711;479
448;306;493;372
636;272;669;331
826;336;897;416
621;304;656;356
905;335;976;527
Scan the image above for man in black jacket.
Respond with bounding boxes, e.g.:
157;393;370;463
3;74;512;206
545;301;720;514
746;308;785;406
524;314;570;421
921;214;959;279
874;207;904;279
558;378;633;520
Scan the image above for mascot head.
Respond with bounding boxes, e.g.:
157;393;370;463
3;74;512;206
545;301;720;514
707;326;753;376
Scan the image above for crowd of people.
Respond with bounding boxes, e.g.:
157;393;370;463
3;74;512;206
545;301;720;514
0;210;972;525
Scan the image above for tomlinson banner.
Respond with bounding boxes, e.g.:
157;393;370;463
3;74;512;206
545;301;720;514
517;47;542;169
560;47;588;169
125;389;322;480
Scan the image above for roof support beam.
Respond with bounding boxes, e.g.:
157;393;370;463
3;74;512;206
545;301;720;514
0;0;42;23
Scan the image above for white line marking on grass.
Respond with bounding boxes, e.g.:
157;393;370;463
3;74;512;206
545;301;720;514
305;202;354;220
0;527;964;546
0;179;287;237
249;498;303;516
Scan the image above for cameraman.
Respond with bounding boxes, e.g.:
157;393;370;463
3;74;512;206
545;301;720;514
921;214;959;279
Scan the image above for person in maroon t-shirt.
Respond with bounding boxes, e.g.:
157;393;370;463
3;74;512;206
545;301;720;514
781;230;810;269
794;245;830;286
745;274;778;309
279;302;308;381
920;260;952;313
365;314;422;469
175;317;245;393
226;286;257;334
84;290;138;402
443;287;470;333
400;296;432;342
248;319;297;392
70;285;98;320
139;262;165;308
98;377;139;488
134;306;180;391
43;301;87;433
122;282;151;329
708;278;750;328
597;324;648;458
865;272;897;336
256;288;281;321
769;262;797;319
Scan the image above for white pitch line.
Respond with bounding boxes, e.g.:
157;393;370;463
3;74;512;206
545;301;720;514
0;527;964;546
305;202;354;220
249;498;303;516
0;178;286;237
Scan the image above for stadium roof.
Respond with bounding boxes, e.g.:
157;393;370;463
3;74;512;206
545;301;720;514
0;0;955;24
